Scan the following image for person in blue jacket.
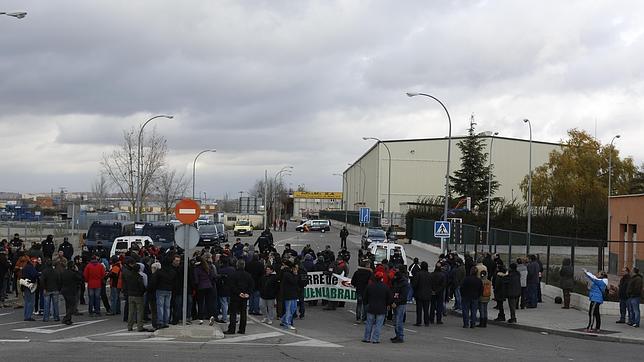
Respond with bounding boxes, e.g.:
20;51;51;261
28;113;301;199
583;269;608;332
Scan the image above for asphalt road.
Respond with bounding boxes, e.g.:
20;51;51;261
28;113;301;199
0;228;640;361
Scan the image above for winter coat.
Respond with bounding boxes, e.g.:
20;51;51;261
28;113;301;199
429;270;447;296
412;270;432;300
517;264;528;288
259;272;279;300
58;241;74;260
627;273;643;298
228;269;254;301
351;267;372;296
41;237;56;258
83;260;106;289
153;265;177;292
280;269;299;300
391;275;410;305
452;265;465;287
60;268;83;296
618;274;631;300
40;266;62;292
461;275;483;300
217;265;235;297
364;280;393;315
505;270;522;298
122;265;146;297
584;271;607;303
559;259;574;291
527;261;540;284
193;264;216;290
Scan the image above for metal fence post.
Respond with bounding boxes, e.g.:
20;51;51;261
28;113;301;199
507;231;512;266
570;239;576;274
545;235;551;285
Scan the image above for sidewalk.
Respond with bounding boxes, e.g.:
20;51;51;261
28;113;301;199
335;223;644;345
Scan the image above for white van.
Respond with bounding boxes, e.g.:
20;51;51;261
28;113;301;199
368;242;407;266
110;236;154;257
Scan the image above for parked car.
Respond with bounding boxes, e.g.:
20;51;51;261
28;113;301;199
361;227;387;249
198;224;220;247
295;219;331;233
110;236;153;257
233;220;253;236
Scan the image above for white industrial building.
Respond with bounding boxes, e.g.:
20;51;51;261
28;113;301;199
342;135;561;216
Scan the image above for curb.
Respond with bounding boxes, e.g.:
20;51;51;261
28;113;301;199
448;309;644;345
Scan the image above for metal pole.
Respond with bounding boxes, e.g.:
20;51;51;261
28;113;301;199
523;119;532;254
406;92;452;253
606;135;620;271
263;170;268;229
136;115;173;221
486;133;498;245
182;226;189;334
344;174;348;227
192;149;216;199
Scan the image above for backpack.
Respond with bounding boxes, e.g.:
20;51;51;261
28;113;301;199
482;281;492;298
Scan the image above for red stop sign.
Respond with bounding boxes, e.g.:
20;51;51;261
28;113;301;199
175;199;201;224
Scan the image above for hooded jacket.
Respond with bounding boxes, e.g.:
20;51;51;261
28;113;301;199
83;259;105;289
627;273;642;298
584;271;608;303
559;258;574;290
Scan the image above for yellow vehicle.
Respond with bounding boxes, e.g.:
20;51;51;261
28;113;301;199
233;220;253;236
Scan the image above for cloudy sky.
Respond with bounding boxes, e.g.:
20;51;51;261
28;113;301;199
1;0;643;199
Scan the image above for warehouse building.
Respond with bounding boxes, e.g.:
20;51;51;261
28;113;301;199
342;135;561;218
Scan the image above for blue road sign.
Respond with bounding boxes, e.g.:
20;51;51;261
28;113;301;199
359;207;370;224
434;221;451;238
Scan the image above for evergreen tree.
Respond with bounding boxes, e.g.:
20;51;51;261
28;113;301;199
449;115;500;209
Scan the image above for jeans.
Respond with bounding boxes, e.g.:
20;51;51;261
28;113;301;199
281;299;297;327
363;313;385;343
24;288;35;320
156;290;172;326
172;293;193;323
260;298;275;321
628;297;640;326
619;299;628;321
430;294;443;323
478;301;488;320
88;288;101;315
462;298;478;327
110;287;121;314
43;291;60;321
394;304;406;340
454;287;462;310
219;296;230;322
249;290;260;314
526;282;538;307
356;294;367;321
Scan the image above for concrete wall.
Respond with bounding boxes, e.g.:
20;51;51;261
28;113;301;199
344;136;560;214
609;194;644;273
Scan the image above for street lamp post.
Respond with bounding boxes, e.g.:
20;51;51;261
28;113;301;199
407;92;452;253
363;137;392;227
136;114;173;221
273;166;293;225
478;131;499;252
1;11;27;19
192;149;217;199
607;135;621;267
333;173;349;227
523;119;533;255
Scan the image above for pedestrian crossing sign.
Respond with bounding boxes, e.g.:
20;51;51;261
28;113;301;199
434;221;451;238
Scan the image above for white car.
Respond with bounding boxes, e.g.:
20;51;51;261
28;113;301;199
368;242;407;266
110;236;153;257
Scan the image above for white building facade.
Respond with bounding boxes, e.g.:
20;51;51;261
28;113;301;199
343;136;561;215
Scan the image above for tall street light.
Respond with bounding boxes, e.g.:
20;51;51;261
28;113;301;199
333;173;349;227
274;166;293;223
363;137;392;226
136;114;173;221
192;149;217;199
607;135;621;244
1;11;27;19
407;92;452;253
478;131;499;252
523;119;533;254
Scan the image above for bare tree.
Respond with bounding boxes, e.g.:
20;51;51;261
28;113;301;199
155;168;190;220
91;173;111;210
101;127;167;216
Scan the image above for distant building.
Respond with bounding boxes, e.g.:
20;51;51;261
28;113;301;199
608;193;643;273
343;135;561;215
292;191;343;219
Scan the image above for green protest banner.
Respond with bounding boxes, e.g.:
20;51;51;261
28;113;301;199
304;271;357;302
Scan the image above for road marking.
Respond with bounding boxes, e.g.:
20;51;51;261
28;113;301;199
145;337;175;342
443;337;514;351
282;340;342;348
0;339;30;343
247;315;342;347
108;332;154;337
211;331;283;343
0;321;24;326
0;312;14;316
13;319;106;334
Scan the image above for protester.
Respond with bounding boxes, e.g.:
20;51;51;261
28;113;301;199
20;257;38;321
83;255;106;317
526;255;540;308
390;267;410;343
478;270;492;327
627;267;641;328
559;258;574;309
60;260;83;325
351;260;372;323
362;271;392;344
225;260;254;335
40;259;61;322
616;266;632;323
153;257;176;329
517;257;528;309
583;269;608;332
279;260;299;330
461;266;482;328
504;263;522;324
340;226;349;249
107;256;122;315
429;263;446;324
411;261;431;326
123;259;148;332
259;264;278;324
58;237;74;261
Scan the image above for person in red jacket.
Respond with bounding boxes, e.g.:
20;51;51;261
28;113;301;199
83;255;106;316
